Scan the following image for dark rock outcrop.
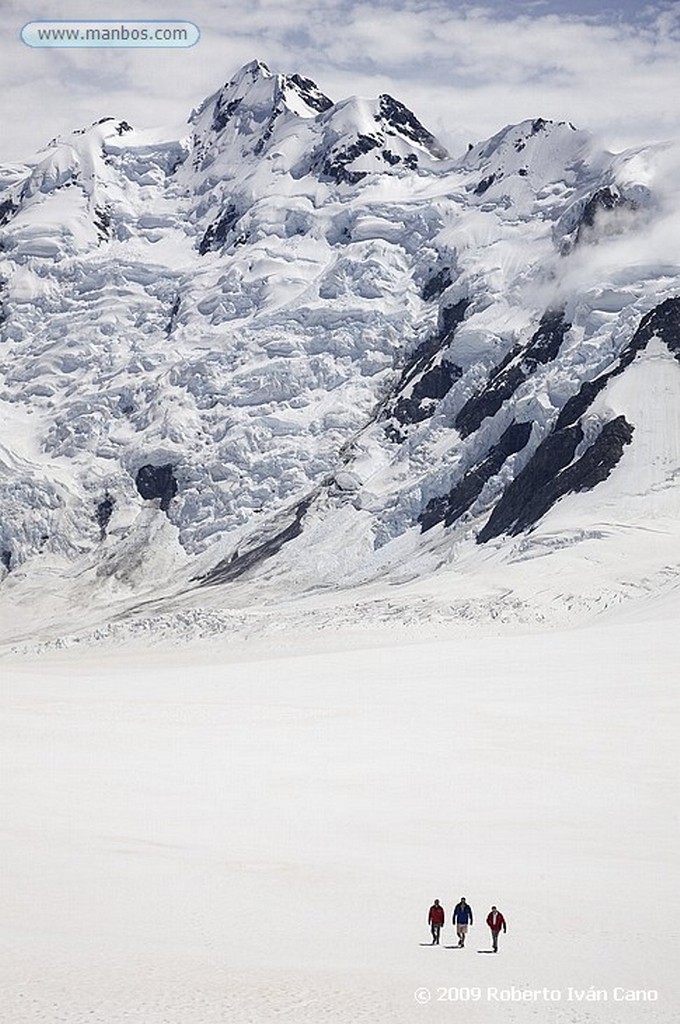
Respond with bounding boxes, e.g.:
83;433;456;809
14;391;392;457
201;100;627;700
165;295;181;335
474;173;496;196
574;186;639;244
456;310;571;437
530;117;548;135
135;464;178;511
563;415;635;491
201;493;315;585
420;420;532;531
556;297;680;431
287;74;333;113
212;97;241;134
381;149;401;166
199;202;242;254
473;298;680;542
383;299;469;436
377;94;447;157
477;416;634;542
93;206;111;242
477;423;583;541
320;134;380;185
0;198;16;227
317;95;445;185
394;360;462;426
422;267;452;302
95;493;116;538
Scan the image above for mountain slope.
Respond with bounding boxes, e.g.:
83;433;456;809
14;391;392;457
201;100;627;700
1;61;680;638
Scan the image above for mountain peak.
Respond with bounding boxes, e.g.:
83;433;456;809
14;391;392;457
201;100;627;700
190;61;333;141
377;93;448;159
460;117;595;207
233;58;272;82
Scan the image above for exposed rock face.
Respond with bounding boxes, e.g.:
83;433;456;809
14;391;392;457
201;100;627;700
421;268;452;302
393;359;463;427
420;421;532;531
165;295;181;335
421;298;680;544
199;203;242;254
556;298;680;431
477;416;634;542
377;94;448;158
456;310;571;438
470;300;680;544
474;173;496;196
320;134;381;185
0;198;16;227
135;465;178;512
575;186;636;244
383;299;469;437
200;492;315;584
287;74;334;113
93;206;111;242
95;494;116;538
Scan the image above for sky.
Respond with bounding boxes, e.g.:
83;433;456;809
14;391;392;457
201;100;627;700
0;0;679;162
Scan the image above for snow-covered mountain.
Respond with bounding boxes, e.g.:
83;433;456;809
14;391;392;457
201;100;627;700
2;59;680;642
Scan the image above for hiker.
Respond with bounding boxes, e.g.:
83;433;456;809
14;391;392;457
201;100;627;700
486;906;507;952
428;899;445;944
452;897;473;946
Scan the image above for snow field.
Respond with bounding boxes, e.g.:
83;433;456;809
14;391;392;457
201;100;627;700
1;614;677;1023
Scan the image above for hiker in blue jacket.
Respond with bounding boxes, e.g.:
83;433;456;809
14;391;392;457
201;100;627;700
452;897;473;946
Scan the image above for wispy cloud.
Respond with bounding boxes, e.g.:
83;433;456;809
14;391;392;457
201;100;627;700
0;0;678;161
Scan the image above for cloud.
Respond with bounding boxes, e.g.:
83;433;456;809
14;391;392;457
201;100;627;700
0;0;678;162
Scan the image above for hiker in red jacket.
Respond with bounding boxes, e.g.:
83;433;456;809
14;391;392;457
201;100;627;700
428;899;445;944
486;906;507;952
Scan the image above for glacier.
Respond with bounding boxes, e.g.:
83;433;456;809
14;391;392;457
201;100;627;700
1;59;680;643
